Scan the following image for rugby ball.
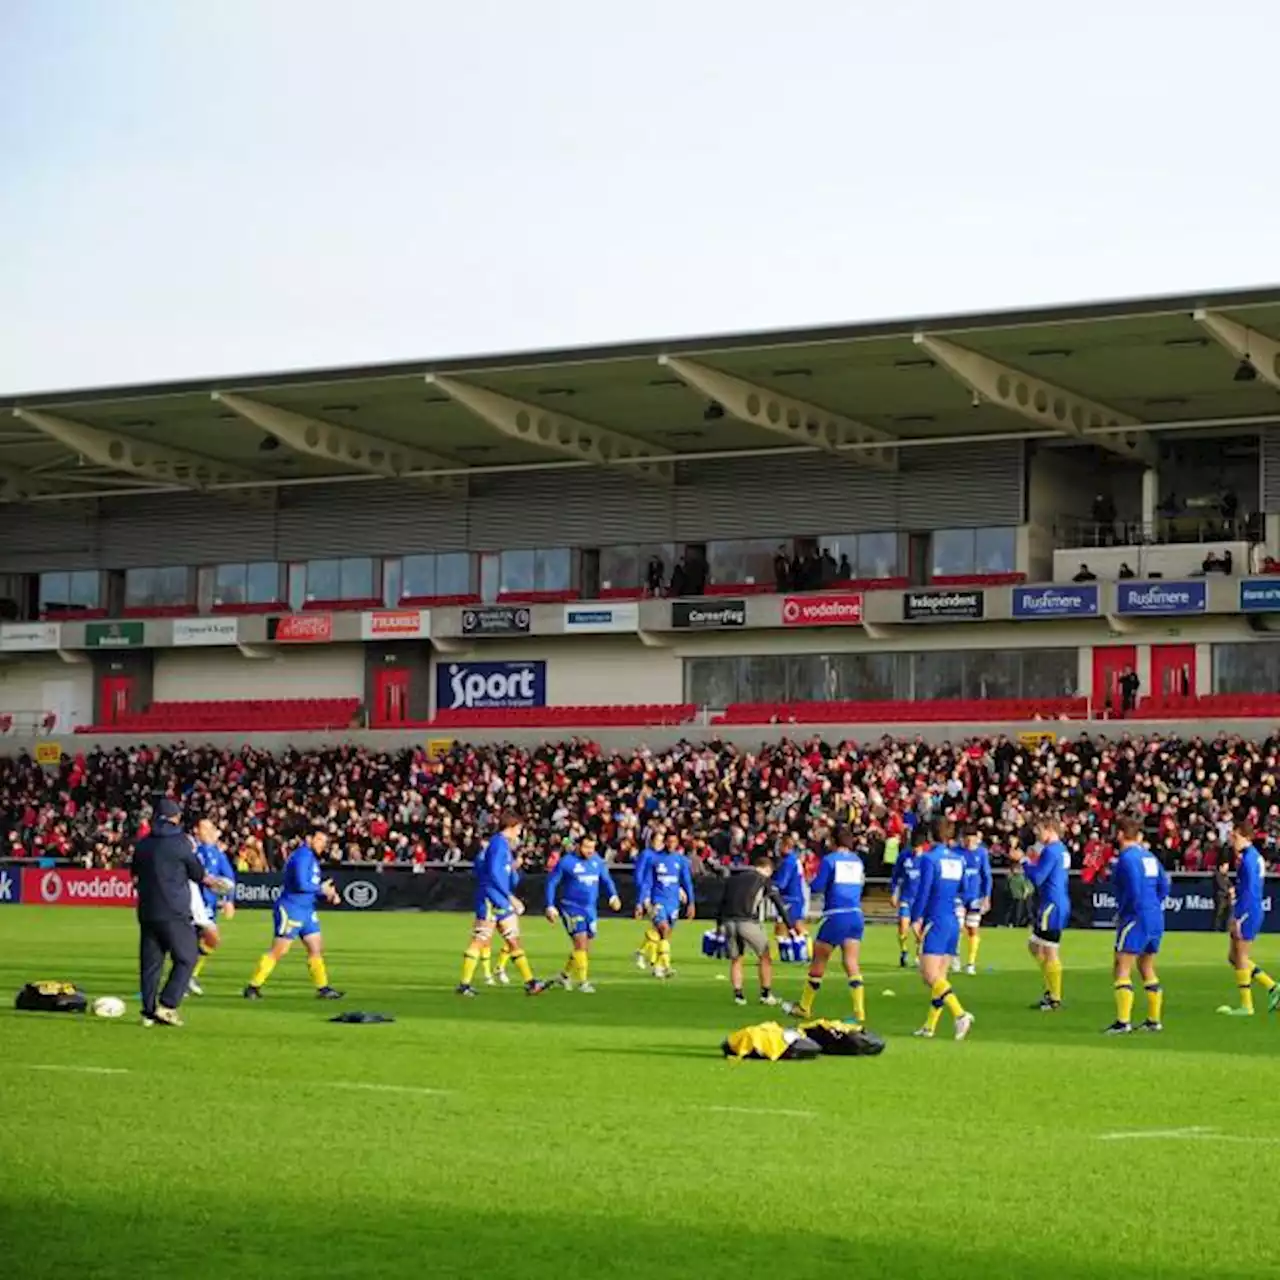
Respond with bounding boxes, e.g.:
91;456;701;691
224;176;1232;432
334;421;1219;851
91;996;126;1019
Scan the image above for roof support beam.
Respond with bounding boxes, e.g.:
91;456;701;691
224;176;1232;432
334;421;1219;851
212;392;463;493
656;355;898;471
0;462;56;502
1193;309;1280;390
12;408;274;503
913;333;1158;466
424;374;672;483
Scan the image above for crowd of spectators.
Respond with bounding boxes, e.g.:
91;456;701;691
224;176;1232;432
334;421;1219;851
2;732;1278;875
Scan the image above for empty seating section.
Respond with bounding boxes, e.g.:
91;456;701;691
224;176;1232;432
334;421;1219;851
430;704;696;729
714;697;1090;725
1136;692;1280;720
77;698;360;734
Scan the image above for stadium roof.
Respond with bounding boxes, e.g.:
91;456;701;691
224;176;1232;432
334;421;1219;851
4;284;1280;502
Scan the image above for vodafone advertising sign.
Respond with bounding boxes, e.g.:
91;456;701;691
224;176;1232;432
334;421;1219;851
20;867;137;907
781;594;864;627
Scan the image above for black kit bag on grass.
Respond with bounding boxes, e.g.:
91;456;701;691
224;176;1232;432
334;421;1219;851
15;981;88;1014
800;1018;887;1056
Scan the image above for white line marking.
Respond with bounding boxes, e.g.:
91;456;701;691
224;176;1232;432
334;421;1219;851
1098;1127;1280;1145
325;1082;450;1097
27;1064;130;1076
705;1105;815;1119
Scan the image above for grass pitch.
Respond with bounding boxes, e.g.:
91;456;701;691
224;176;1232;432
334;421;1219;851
1;908;1279;1280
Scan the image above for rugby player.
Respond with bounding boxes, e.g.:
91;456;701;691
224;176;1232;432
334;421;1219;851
545;835;622;993
1106;816;1167;1034
910;819;974;1040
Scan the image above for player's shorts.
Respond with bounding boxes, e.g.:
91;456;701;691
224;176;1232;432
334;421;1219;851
723;919;768;959
784;899;806;928
1031;902;1066;947
817;911;865;947
964;900;985;929
1235;909;1263;942
1115;916;1162;955
652;902;681;929
190;883;215;931
471;897;518;940
273;900;320;940
896;902;912;920
920;915;960;957
561;909;598;939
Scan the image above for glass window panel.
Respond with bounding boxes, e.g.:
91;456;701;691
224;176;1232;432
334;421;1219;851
599;544;640;591
245;562;280;604
828;652;900;701
214;563;246;605
913;651;965;700
785;654;825;703
706;540;744;584
738;654;788;703
685;657;738;708
124;568;154;607
287;564;306;612
39;572;69;610
738;540;776;586
156;566;189;605
931;529;975;576
500;549;535;593
70;571;100;608
339;557;374;600
963;650;1019;700
306;559;340;600
535;547;571;591
975;526;1016;573
857;531;900;579
436;552;472;596
401;554;435;598
1213;643;1280;693
1021;649;1078;698
382;558;401;609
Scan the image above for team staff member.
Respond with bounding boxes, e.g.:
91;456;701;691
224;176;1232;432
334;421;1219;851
910;820;974;1041
1220;821;1279;1016
718;850;796;1007
1106;816;1168;1035
131;798;229;1028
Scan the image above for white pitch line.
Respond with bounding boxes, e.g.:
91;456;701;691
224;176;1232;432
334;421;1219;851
27;1064;130;1076
705;1105;815;1119
325;1082;450;1097
1098;1127;1280;1145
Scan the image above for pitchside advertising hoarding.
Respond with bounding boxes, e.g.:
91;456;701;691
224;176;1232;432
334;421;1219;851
18;867;136;907
1012;584;1099;619
1088;876;1279;931
1115;580;1206;616
435;659;547;711
0;867;20;904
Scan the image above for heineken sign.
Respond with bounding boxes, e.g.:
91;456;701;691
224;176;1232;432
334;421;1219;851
85;621;145;649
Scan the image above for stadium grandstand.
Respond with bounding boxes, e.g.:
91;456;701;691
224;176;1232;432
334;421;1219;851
4;285;1280;743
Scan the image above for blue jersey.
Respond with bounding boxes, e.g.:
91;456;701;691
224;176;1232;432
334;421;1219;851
1236;844;1266;933
911;843;966;926
961;843;992;907
772;852;806;914
1112;843;1168;922
1027;839;1071;925
633;846;659;902
546;852;618;915
639;852;693;911
475;832;520;916
889;851;921;915
279;843;325;908
812;849;865;917
195;841;236;916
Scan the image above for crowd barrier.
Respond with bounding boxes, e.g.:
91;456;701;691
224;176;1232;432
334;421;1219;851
1;862;1273;931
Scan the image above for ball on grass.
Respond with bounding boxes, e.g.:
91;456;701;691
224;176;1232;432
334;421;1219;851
881;988;896;998
92;996;126;1019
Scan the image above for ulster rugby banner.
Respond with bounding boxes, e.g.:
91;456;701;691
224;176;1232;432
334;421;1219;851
20;867;137;907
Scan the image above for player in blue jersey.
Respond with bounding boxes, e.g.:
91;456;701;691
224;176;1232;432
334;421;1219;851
636;831;695;979
889;843;921;968
771;834;808;951
458;811;548;997
632;830;663;971
188;818;236;996
782;825;869;1026
1219;820;1278;1016
243;826;343;1000
1011;817;1070;1011
910;819;974;1040
484;848;523;985
1106;816;1168;1034
959;828;993;976
545;835;623;993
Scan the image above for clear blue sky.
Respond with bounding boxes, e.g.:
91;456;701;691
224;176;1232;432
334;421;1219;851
3;0;1278;395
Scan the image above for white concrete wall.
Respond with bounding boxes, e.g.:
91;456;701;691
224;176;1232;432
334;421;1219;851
0;657;94;730
153;646;366;701
1053;541;1246;582
457;638;682;705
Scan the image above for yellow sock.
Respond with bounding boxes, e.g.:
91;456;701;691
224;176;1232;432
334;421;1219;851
931;976;965;1020
497;944;511;974
510;949;534;984
1114;980;1134;1024
849;978;865;1024
479;945;492;979
307;954;329;990
574;950;590;984
967;934;981;967
460;945;481;986
1144;981;1163;1023
1236;968;1255;1012
1045;958;1063;1003
644;928;660;966
925;997;945;1034
193;955;208;980
249;954;277;988
1253;966;1276;992
657;939;672;971
798;976;820;1017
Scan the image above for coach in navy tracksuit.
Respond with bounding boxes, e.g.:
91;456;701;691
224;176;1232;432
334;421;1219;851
131;798;210;1027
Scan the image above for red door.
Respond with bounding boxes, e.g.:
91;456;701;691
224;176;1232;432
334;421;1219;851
1092;646;1136;715
1150;643;1196;700
99;675;134;726
373;667;410;727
